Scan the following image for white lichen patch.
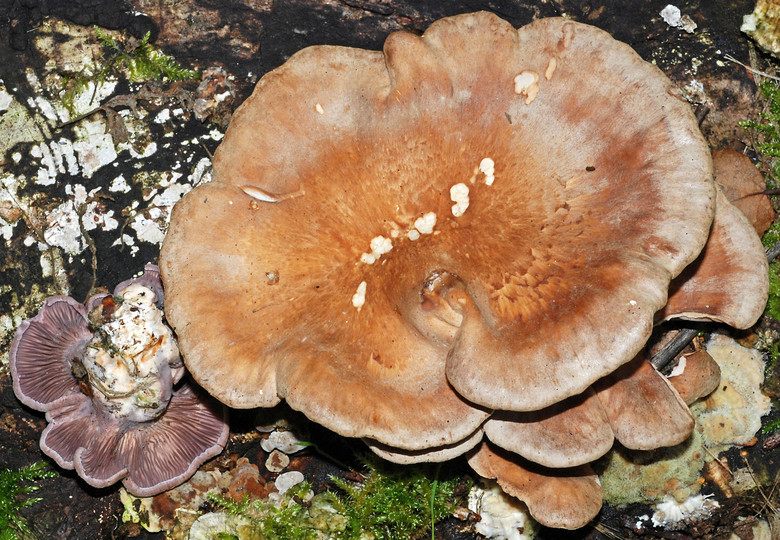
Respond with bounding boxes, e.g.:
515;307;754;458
109;175;131;193
73;118;118;178
651;494;719;528
0;85;12;112
479;157;496;186
82;284;180;422
513;71;540;105
43;199;85;254
189;157;213;186
352;281;367;311
153;108;171;124
361;235;393;264
130;210;166;245
467;481;536;540
450;183;470;217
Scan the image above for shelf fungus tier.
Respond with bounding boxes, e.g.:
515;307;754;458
160;11;767;529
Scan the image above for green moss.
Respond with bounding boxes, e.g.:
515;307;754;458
741;80;780;183
0;462;57;540
205;458;465;540
61;26;198;115
765;261;780;321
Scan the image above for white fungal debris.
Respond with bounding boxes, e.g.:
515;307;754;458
660;5;697;33
479;158;496;186
669;356;687;377
315;102;325;114
81;284;180;422
651;494;719;528
414;212;437;235
467;482;534;540
352;281;367;311
241;185;280;202
544;57;557;80
361;235;393;264
513;70;540;105
450;183;470;217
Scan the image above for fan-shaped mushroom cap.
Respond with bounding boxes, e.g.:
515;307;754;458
365;428;484;465
467;442;602;530
594;355;694;450
116;383;229;496
483;389;614;468
10;283;229;496
712;148;775;236
161;13;714;450
667;349;721;406
11;297;92;411
659;188;769;328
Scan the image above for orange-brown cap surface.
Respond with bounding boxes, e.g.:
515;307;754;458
161;12;715;450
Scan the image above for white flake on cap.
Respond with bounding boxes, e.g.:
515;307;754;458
352;281;367;311
513;71;540;105
450;183;470;217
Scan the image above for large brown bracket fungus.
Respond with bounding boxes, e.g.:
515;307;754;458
10;265;229;496
160;12;769;529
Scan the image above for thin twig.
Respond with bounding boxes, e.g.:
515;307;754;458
651;328;699;370
725;54;780;82
768;240;780;263
653;241;778;371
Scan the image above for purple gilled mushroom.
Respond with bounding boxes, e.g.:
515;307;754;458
10;266;229;497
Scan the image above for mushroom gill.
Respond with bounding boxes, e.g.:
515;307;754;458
159;12;768;529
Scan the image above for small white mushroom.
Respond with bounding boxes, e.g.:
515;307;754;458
260;430;306;454
265;449;291;473
274;471;305;494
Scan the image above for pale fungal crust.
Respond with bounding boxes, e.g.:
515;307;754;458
159;11;768;529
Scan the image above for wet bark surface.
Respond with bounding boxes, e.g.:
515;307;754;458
0;0;776;539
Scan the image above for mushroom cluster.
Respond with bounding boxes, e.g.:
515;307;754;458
159;13;769;529
10;265;229;496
